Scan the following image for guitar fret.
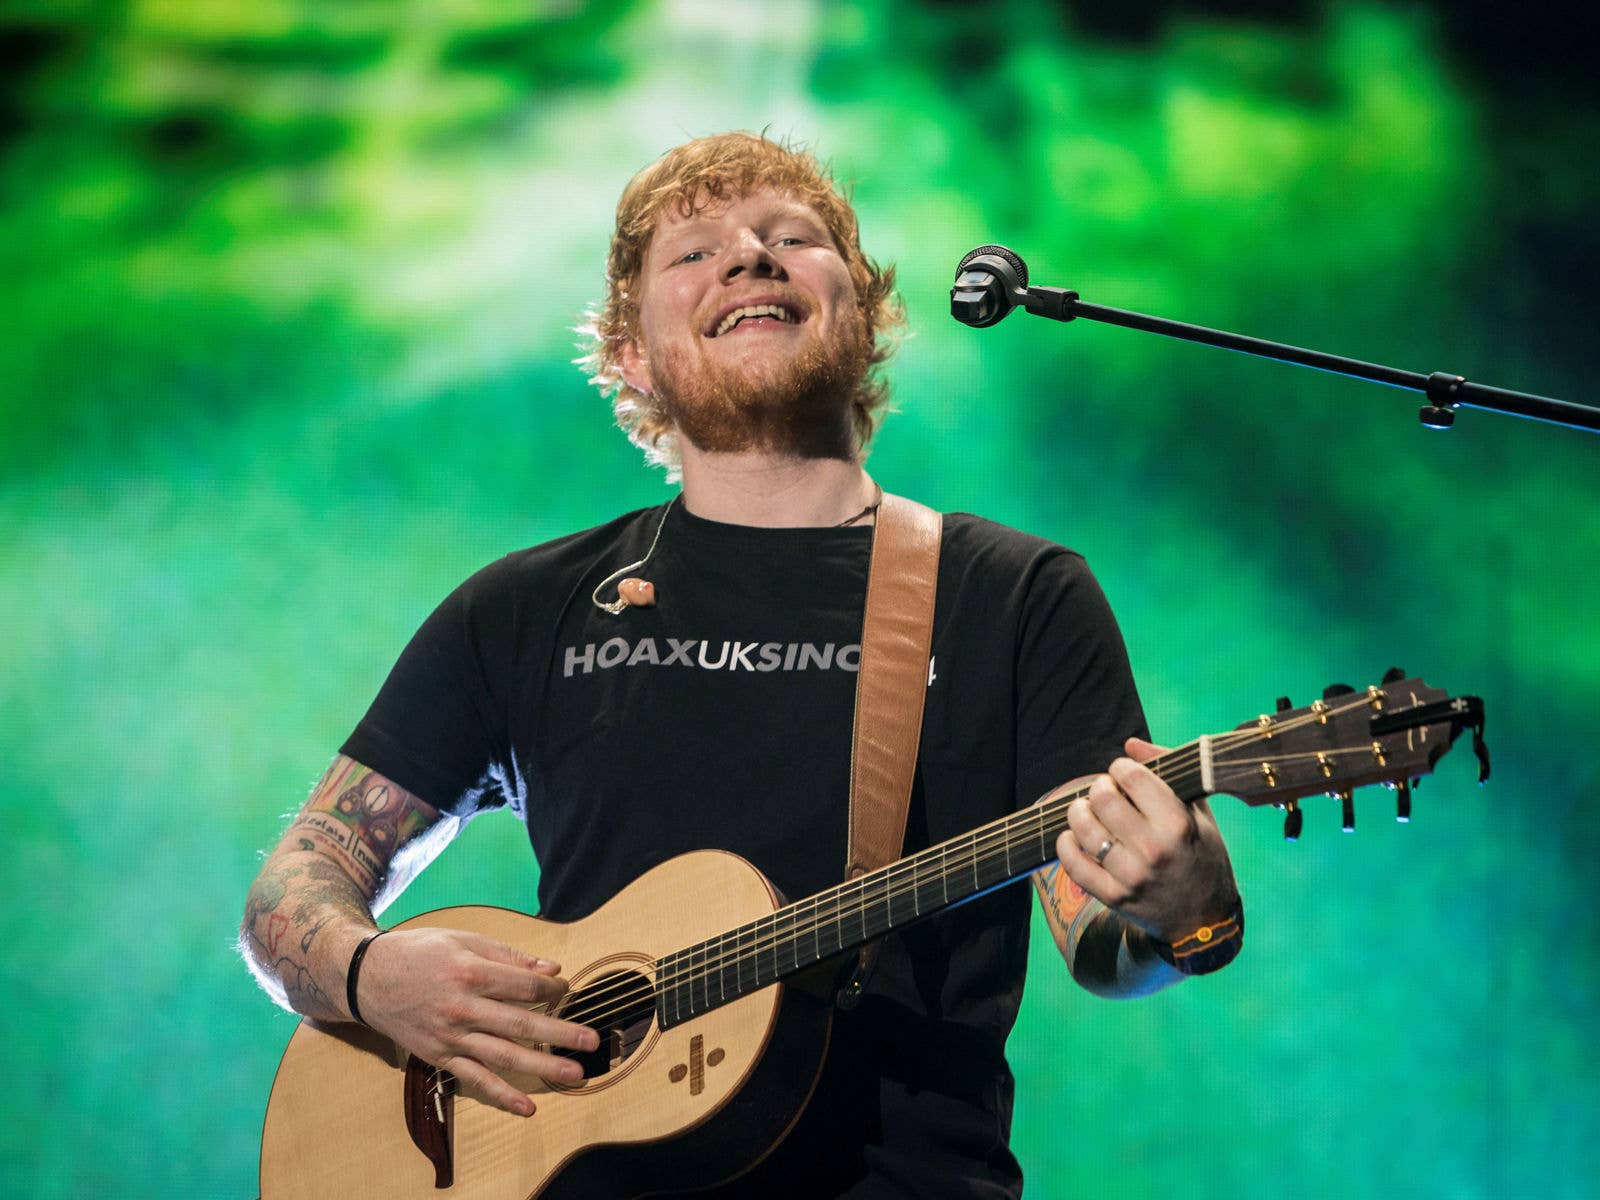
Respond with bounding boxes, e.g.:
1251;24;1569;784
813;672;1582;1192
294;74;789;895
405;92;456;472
770;914;783;985
753;920;764;989
703;939;714;1015
765;913;777;989
752;921;763;993
666;952;683;1027
658;953;672;1026
716;932;727;1004
890;862;913;927
916;861;937;918
676;952;686;1025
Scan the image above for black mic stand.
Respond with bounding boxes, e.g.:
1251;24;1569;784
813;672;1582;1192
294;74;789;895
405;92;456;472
963;276;1600;434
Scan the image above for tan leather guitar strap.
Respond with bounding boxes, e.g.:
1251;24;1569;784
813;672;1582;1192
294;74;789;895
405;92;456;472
837;492;942;1009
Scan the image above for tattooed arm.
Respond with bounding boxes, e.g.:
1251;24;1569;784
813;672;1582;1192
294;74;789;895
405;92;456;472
1031;765;1180;999
1031;736;1241;998
240;755;450;1019
1032;860;1180;999
241;755;599;1115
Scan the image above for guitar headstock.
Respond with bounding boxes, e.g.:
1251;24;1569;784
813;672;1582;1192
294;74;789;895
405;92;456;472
1203;670;1488;838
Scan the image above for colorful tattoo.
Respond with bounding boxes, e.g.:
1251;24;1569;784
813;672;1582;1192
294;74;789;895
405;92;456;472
242;758;439;1021
265;912;289;956
1033;861;1113;970
287;761;436;892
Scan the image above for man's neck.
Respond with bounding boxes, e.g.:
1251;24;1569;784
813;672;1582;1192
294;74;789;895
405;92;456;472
677;445;875;528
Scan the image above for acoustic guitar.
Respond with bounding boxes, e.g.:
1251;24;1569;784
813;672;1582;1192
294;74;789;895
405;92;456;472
258;673;1487;1198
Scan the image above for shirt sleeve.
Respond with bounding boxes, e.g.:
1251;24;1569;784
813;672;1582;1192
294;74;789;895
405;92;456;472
340;562;520;819
1013;548;1149;807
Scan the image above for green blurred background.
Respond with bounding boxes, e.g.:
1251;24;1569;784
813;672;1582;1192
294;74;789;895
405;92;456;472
3;1;1595;1196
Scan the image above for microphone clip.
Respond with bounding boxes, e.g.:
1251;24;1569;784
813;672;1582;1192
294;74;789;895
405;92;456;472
950;244;1030;328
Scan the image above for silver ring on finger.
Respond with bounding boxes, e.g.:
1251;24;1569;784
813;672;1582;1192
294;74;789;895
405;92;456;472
1094;838;1115;865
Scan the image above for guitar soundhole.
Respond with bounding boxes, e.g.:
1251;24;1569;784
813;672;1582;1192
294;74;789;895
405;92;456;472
550;968;656;1080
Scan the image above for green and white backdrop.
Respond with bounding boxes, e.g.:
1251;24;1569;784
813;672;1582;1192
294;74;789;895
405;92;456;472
3;2;1595;1197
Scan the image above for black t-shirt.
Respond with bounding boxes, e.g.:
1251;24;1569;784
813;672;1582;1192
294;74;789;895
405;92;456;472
343;500;1146;1198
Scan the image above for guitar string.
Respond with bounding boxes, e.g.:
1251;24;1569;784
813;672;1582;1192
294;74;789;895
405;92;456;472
528;691;1397;1032
424;766;1114;1094
422;692;1406;1099
530;692;1401;1034
422;704;1350;1126
422;684;1427;1126
424;722;1385;1105
424;690;1406;1093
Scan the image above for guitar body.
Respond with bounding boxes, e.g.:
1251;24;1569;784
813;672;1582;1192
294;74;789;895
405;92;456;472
259;850;833;1200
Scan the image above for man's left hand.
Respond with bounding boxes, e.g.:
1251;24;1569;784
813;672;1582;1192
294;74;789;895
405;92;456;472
1055;736;1239;944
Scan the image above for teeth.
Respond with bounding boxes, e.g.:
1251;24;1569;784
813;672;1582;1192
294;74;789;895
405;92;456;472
713;304;795;337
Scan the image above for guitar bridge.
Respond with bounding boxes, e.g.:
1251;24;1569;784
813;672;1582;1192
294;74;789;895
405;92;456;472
403;1057;455;1189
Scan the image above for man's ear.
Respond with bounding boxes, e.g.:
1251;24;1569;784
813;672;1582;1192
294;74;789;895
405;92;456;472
619;338;653;394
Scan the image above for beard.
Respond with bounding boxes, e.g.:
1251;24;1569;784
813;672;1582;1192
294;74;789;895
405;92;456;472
647;314;871;461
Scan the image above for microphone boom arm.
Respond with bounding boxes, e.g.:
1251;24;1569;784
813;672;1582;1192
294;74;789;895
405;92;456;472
953;270;1593;435
988;280;1599;434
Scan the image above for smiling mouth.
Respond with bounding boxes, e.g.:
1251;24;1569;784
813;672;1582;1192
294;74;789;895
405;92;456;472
708;303;802;337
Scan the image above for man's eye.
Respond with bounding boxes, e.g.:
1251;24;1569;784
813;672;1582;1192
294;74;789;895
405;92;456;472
774;236;807;247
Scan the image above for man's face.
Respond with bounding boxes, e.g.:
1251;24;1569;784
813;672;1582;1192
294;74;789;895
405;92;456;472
621;188;870;459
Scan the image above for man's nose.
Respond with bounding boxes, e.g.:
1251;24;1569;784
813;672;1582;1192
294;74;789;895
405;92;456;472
722;230;783;280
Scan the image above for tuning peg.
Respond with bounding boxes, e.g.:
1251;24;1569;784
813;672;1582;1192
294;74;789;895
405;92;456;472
1471;718;1492;784
1322;683;1355;700
1275;696;1292;713
1389;779;1412;823
1337;790;1355;832
1282;801;1303;841
1381;666;1406;684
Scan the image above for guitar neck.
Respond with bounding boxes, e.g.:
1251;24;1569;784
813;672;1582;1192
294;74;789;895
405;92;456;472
654;742;1209;1028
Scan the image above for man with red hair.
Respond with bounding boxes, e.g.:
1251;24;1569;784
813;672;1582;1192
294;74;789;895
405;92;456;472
245;132;1241;1197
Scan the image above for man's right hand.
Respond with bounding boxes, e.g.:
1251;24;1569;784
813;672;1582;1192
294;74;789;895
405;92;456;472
242;757;599;1116
354;927;600;1117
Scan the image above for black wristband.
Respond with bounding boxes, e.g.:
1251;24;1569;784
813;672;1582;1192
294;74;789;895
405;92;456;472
345;930;385;1025
1152;902;1243;976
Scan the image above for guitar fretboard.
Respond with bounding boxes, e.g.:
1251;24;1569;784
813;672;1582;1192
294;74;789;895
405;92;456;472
654;747;1208;1027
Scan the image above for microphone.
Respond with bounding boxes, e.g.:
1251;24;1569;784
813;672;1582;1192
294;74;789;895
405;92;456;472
950;244;1029;327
